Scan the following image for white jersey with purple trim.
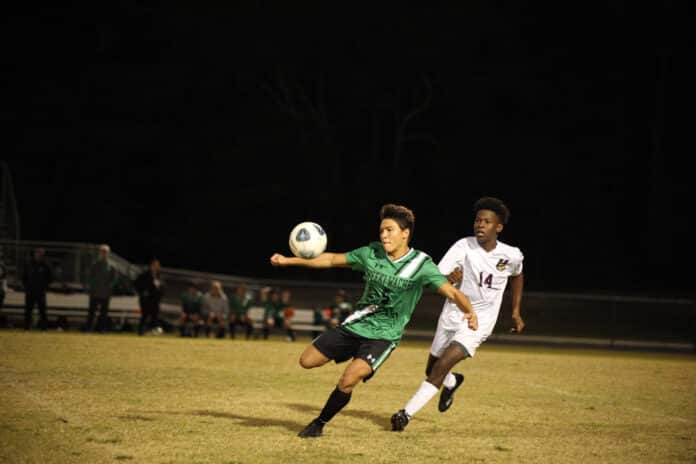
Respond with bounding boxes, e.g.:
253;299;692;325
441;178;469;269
437;236;523;331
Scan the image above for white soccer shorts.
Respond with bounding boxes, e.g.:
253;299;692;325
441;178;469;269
429;315;496;358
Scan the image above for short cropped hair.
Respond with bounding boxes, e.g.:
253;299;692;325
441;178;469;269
380;204;416;238
474;197;510;224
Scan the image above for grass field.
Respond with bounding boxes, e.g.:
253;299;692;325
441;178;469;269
1;331;695;464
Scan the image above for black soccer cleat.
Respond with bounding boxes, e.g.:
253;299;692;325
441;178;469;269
298;418;324;438
390;409;410;432
438;373;465;412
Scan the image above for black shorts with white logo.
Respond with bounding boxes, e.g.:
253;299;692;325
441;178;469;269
312;326;397;382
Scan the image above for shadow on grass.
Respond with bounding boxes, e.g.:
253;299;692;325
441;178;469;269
192;410;303;432
134;409;306;433
117;415;155;422
134;403;401;433
285;402;391;430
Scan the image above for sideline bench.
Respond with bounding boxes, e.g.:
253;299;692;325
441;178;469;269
0;291;179;329
0;291;327;334
246;306;327;333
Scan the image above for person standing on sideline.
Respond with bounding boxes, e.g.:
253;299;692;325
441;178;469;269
85;244;117;333
22;247;53;331
270;203;478;438
134;258;164;335
390;196;525;431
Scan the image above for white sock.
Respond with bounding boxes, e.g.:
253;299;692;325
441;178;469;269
404;381;439;418
442;372;457;389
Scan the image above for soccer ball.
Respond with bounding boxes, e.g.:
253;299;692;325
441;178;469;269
289;222;327;259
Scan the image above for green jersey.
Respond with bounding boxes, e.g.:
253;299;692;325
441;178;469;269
181;291;203;314
263;300;284;319
343;242;447;343
229;293;252;316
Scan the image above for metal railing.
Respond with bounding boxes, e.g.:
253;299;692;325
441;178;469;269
1;239;693;348
0;239;143;293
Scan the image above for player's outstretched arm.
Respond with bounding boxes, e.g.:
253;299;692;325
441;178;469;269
437;282;478;330
270;252;349;269
509;273;525;333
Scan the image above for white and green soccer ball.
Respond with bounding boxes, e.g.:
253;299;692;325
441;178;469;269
288;222;327;259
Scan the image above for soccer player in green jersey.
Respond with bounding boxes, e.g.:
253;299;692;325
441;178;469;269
228;283;254;339
270;204;479;438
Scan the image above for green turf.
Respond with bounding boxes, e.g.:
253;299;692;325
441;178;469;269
1;331;695;463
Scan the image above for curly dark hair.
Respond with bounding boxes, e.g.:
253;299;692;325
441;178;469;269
380;204;415;238
474;197;510;224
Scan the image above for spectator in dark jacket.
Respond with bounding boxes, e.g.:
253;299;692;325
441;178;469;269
85;244;117;333
22;248;52;331
134;258;164;335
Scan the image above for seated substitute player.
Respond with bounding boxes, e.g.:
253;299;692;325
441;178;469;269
279;288;297;342
270;203;478;438
178;281;203;337
325;288;354;329
261;288;282;340
203;280;229;338
391;196;525;431
228;283;254;339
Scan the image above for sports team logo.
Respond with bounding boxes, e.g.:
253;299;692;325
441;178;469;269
496;259;509;271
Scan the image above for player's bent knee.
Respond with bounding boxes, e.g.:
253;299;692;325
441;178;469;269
337;375;361;393
338;359;371;392
299;346;328;369
299;355;315;369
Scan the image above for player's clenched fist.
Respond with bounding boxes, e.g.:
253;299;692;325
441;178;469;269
270;253;288;266
447;266;463;286
463;310;478;330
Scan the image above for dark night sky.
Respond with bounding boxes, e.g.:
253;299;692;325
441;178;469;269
3;4;693;296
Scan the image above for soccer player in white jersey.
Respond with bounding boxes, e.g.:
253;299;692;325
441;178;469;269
391;196;525;431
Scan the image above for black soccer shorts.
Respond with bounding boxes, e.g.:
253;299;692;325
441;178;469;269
312;326;397;382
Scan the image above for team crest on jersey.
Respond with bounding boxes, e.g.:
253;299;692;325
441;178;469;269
496;259;509;271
